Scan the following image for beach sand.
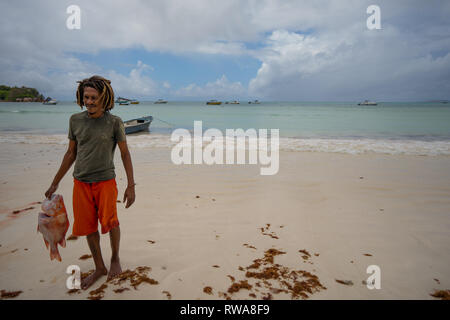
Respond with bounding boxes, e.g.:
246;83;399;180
0;142;449;299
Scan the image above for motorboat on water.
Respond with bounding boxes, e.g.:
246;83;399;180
358;100;377;106
154;99;168;104
43;97;57;105
206;100;222;105
116;96;138;105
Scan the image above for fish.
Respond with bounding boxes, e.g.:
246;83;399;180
37;194;70;261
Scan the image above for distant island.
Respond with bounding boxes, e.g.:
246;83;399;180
0;85;45;102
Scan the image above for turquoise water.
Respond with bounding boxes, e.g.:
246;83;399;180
1;101;450;139
1;101;450;155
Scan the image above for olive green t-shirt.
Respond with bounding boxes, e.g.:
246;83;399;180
68;111;126;183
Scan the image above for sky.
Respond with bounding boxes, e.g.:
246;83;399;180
1;0;449;101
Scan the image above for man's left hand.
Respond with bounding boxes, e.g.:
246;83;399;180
123;185;135;208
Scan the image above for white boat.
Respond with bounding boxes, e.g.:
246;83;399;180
154;99;168;104
116;96;132;104
43;98;57;105
358;100;377;106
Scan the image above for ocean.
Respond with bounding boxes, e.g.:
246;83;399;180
1;101;450;155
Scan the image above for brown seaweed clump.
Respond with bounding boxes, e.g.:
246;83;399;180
299;249;311;260
1;289;23;299
227;280;252;294
262;292;273;300
67;289;80;295
224;247;326;300
430;290;450;300
335;279;354;286
162;290;172;299
108;266;158;289
246;266;281;280
79;254;92;260
203;286;213;295
259;224;279;239
218;291;232;300
85;266;158;299
88;283;108;300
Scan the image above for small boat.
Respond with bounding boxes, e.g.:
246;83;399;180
43;97;57;105
206;100;222;105
119;101;130;105
154;99;168;104
248;100;260;104
229;100;240;104
130;100;140;104
124;116;153;134
358;100;377;106
116;96;133;104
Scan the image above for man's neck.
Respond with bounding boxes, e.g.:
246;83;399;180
87;111;105;119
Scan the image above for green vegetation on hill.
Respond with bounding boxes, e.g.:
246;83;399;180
0;85;45;102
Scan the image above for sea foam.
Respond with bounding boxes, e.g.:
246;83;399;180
1;133;450;156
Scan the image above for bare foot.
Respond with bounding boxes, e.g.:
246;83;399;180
108;258;122;281
81;268;107;290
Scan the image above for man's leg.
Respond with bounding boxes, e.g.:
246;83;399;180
81;230;108;290
108;225;122;280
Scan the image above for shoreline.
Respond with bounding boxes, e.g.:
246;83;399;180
1;132;450;156
0;142;449;299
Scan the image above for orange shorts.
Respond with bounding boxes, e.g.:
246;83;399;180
72;178;119;236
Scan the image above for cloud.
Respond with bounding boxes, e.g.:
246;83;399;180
247;1;450;101
1;0;449;100
248;22;450;101
105;61;159;98
175;75;246;99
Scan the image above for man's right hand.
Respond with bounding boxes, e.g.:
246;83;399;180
45;184;58;199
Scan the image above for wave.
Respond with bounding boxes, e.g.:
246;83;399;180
1;132;450;156
278;137;450;155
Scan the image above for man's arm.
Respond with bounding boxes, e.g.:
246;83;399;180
45;139;77;198
117;140;135;208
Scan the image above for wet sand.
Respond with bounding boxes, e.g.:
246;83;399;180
0;142;449;299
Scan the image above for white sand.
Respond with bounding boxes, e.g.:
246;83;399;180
0;142;449;299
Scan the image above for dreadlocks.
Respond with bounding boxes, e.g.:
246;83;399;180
76;75;115;111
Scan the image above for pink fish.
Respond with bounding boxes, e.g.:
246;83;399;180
37;194;70;261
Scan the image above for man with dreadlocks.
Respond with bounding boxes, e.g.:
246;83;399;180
45;75;135;289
